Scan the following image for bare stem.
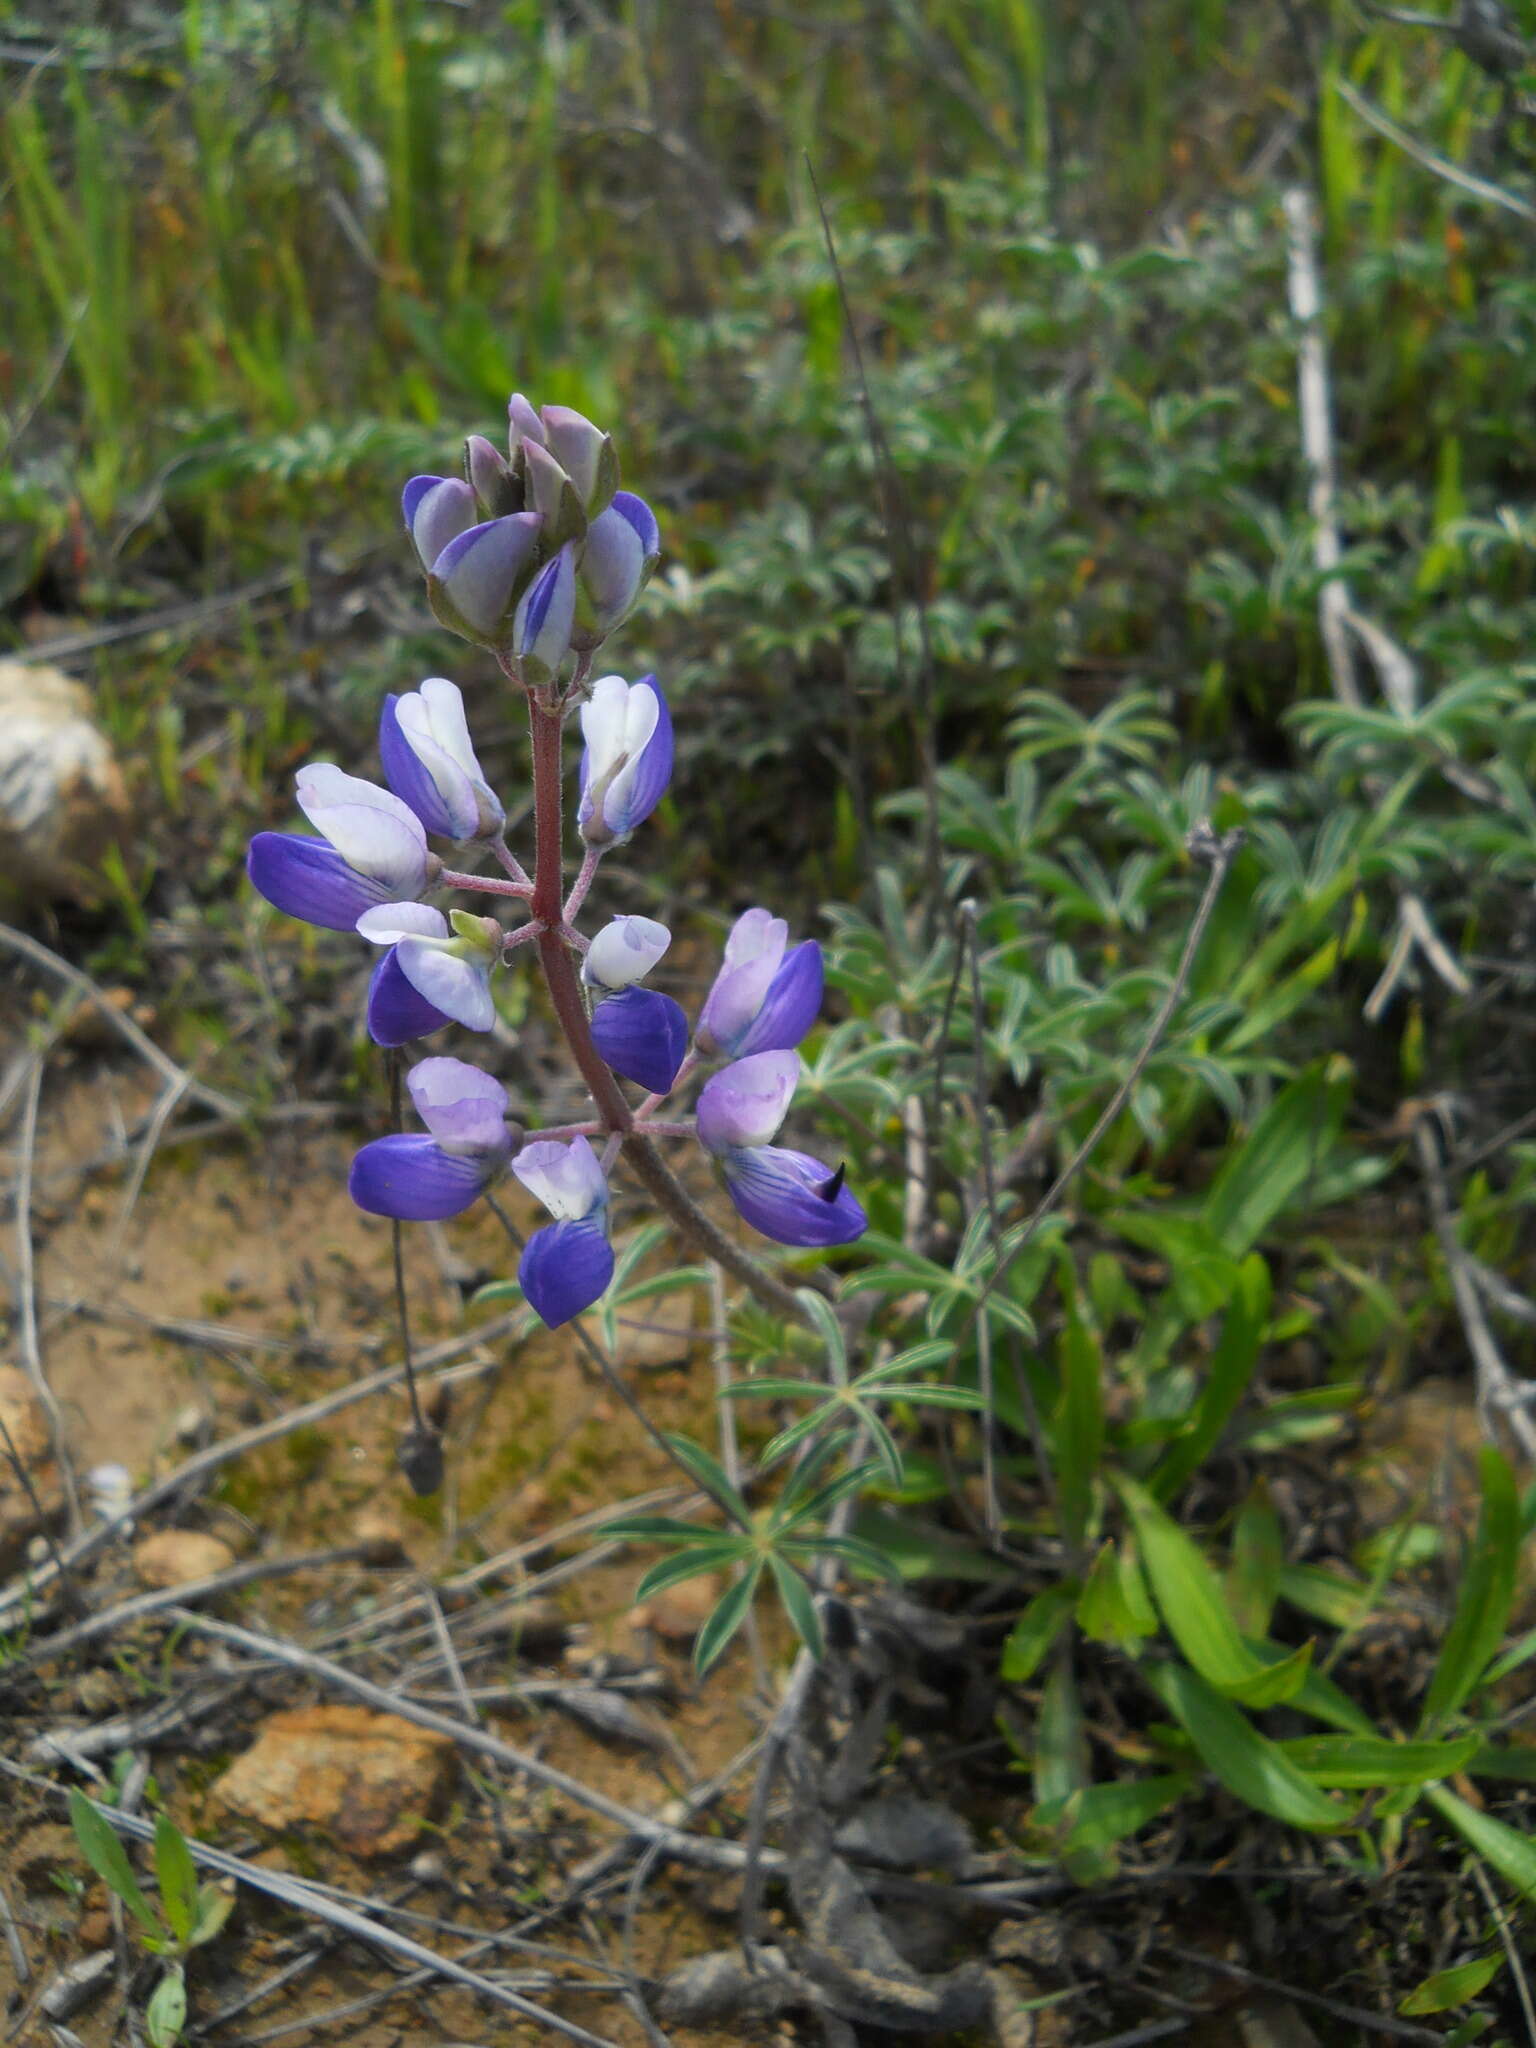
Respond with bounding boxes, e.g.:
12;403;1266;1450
562;846;603;925
491;839;533;889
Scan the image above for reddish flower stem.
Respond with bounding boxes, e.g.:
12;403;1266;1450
521;686;803;1323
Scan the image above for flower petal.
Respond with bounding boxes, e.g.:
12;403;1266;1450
357;901;449;946
720;1145;868;1248
403;475;477;571
379;695;469;839
584;915;671;991
590;987;689;1094
295;765;429;893
512;541;576;685
512;1134;607;1221
736;941;824;1056
367;950;453;1046
396;940;495;1032
349;1134;493;1220
519;1217;615;1328
406;1056;511;1154
696;1050;800;1152
429;512;541;641
577;676;673;845
575;492;656;642
247;833;392;931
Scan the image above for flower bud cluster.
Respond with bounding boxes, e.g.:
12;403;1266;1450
247;393;865;1337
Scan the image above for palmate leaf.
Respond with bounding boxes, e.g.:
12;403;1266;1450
634;1541;749;1605
769;1553;825;1659
659;1432;750;1525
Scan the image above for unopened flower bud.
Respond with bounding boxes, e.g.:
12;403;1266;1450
511;542;576;688
427;511;542;647
574;492;660;652
465;434;520;518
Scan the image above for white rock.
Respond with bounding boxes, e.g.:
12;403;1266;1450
0;660;131;905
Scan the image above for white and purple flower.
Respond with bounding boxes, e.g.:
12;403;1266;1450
573;492;660;652
696;908;824;1060
379;678;504;843
350;1058;515;1220
358;903;500;1044
247;765;435;933
583;916;687;1094
577;675;674;848
697;1050;866;1249
403;475;543;647
512;1136;615;1327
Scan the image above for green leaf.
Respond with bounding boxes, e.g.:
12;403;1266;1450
1150;1254;1271;1501
852;1506;1016;1584
1400;1955;1504;2016
1077;1543;1156;1650
1277;1562;1371;1629
1118;1476;1310;1706
1030;1773;1194;1857
1427;1784;1536;1901
601;1515;727;1545
658;1432;750;1524
1421;1450;1519;1729
1002;1582;1080;1682
1226;1481;1282;1639
1198;1060;1351;1256
694;1565;763;1676
153;1815;198;1947
1053;1309;1104;1553
68;1792;160;1939
1105;1211;1239;1321
190;1883;236;1948
634;1542;745;1604
1144;1662;1350;1831
146;1965;186;2048
1276;1734;1480;1787
768;1554;824;1660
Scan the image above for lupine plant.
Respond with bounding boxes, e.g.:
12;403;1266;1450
247;397;870;1642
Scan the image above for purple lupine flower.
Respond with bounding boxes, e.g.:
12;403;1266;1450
697;1050;866;1248
426;512;543;646
247;764;436;932
357;902;499;1034
367;948;454;1047
511;542;576;687
591;988;689;1094
584;917;686;1092
379;678;504;842
403;476;478;574
573;492;660;653
576;675;674;848
350;1057;514;1219
512;1136;614;1327
696;908;824;1059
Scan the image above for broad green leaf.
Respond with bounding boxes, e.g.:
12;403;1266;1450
1277;1734;1480;1787
852;1506;1016;1584
1077;1543;1155;1650
1277;1562;1371;1629
146;1966;186;2048
1030;1773;1194;1857
1422;1450;1519;1729
1198;1060;1350;1256
1427;1784;1536;1902
1468;1745;1536;1784
1143;1662;1350;1831
190;1883;236;1947
1104;1211;1239;1321
694;1565;763;1675
1118;1476;1310;1706
1002;1582;1080;1683
153;1815;198;1946
1400;1955;1503;2015
1053;1309;1103;1553
1150;1254;1271;1502
1226;1480;1282;1638
68;1791;160;1938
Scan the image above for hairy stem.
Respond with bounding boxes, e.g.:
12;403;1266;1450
523;693;806;1324
438;867;534;900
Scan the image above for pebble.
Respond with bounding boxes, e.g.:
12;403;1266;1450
0;660;131;906
133;1529;238;1589
212;1704;456;1858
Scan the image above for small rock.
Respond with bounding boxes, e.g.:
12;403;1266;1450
212;1704;455;1858
133;1529;237;1589
0;1366;64;1562
634;1572;722;1643
0;660;132;906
